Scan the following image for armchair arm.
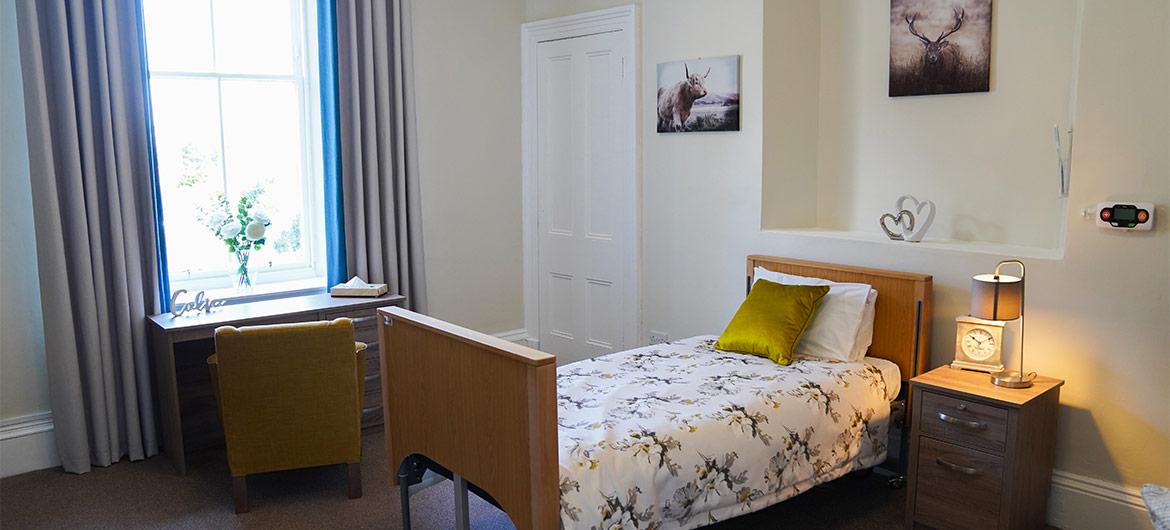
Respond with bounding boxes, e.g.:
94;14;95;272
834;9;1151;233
355;342;368;356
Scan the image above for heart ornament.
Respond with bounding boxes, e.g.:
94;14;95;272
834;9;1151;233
896;195;935;242
879;210;916;241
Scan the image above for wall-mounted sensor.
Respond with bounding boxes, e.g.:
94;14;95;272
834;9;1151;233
1095;202;1154;231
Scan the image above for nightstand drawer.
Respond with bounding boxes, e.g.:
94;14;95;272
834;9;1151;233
914;437;1004;530
920;390;1008;453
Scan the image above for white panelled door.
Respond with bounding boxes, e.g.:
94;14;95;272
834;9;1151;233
534;29;635;364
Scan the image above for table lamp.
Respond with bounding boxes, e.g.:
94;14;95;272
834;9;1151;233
971;259;1034;388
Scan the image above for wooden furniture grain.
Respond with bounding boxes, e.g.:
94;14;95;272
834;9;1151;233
906;366;1064;530
380;256;932;529
147;292;405;474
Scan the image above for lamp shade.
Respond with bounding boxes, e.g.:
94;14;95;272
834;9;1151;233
971;273;1023;321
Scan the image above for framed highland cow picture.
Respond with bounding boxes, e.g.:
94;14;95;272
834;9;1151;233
890;0;992;97
656;55;740;133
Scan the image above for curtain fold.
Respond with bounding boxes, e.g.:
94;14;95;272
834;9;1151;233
332;0;427;312
15;0;163;473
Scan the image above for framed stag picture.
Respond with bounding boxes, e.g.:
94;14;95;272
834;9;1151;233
889;0;992;97
656;55;740;133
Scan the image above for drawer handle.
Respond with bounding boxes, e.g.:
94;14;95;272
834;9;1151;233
937;412;985;430
936;457;981;476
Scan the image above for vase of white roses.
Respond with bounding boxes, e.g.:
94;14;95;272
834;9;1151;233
200;187;271;291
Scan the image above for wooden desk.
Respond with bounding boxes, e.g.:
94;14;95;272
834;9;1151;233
147;293;406;474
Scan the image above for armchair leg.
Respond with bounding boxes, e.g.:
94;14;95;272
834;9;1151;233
232;476;249;514
347;463;363;499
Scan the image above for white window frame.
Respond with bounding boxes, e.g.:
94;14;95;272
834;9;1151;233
148;0;327;298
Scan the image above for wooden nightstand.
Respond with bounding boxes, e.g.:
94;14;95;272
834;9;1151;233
906;366;1064;530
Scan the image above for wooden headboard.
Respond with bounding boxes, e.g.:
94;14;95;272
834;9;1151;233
747;256;932;381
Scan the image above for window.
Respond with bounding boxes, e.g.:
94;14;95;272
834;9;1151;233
143;0;325;296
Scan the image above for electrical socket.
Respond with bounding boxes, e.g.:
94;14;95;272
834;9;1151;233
648;331;669;345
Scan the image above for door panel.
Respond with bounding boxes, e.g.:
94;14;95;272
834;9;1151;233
536;31;630;364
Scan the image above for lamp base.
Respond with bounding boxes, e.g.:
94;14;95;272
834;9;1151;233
990;370;1036;389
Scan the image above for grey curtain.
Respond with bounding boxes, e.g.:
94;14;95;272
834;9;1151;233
334;0;427;312
16;0;162;473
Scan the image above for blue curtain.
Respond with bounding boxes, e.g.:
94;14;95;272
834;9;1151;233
319;0;347;287
135;0;171;310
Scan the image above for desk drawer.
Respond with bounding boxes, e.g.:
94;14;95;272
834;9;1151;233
353;315;378;344
915;437;1004;530
364;353;380;379
920;390;1008;453
323;310;379;342
363;383;382;410
361;405;383;428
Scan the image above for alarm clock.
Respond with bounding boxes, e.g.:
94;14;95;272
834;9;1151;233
1095;202;1154;231
951;316;1005;373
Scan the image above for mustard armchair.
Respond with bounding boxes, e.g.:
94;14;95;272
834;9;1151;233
208;318;366;513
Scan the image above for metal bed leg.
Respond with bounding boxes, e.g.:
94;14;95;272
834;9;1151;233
453;473;471;530
399;470;412;529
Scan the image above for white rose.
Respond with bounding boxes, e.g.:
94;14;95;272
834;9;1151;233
245;221;266;241
219;222;241;239
207;212;229;228
252;210;271;225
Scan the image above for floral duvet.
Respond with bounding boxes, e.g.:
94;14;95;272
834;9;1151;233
556;336;893;529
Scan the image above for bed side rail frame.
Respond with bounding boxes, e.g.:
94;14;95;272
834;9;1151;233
379;307;560;530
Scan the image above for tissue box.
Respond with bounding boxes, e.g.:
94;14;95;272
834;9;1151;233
330;283;388;298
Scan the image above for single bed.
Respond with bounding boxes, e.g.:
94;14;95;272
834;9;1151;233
555;336;901;528
379;256;932;529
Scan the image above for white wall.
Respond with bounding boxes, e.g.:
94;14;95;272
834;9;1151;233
799;0;1079;249
640;1;1168;523
0;0;50;429
0;0;57;477
411;0;527;334
763;2;1076;245
761;0;820;230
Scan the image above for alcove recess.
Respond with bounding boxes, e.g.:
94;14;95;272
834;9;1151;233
761;0;1082;257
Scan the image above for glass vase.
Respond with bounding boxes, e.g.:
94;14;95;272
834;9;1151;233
233;249;253;291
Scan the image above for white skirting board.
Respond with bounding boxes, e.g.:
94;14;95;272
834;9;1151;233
1048;470;1152;530
0;412;59;478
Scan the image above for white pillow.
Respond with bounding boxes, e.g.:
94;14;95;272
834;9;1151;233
753;267;876;362
852;289;878;360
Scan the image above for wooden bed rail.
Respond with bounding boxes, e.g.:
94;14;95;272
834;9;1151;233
378;307;560;529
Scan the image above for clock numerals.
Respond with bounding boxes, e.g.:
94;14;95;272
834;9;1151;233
954;317;1004;373
961;328;996;361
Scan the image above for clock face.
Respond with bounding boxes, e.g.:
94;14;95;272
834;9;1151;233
961;328;997;361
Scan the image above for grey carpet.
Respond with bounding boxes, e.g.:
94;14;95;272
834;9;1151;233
0;429;904;529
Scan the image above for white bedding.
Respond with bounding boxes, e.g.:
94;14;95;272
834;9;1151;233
556;336;894;529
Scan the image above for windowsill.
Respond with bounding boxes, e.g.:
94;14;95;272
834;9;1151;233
176;276;328;306
761;228;1065;260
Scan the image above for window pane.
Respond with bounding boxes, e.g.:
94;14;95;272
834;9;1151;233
212;0;296;75
220;79;307;267
149;77;234;279
142;0;214;72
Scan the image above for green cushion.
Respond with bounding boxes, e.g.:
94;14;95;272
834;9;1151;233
714;280;830;366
